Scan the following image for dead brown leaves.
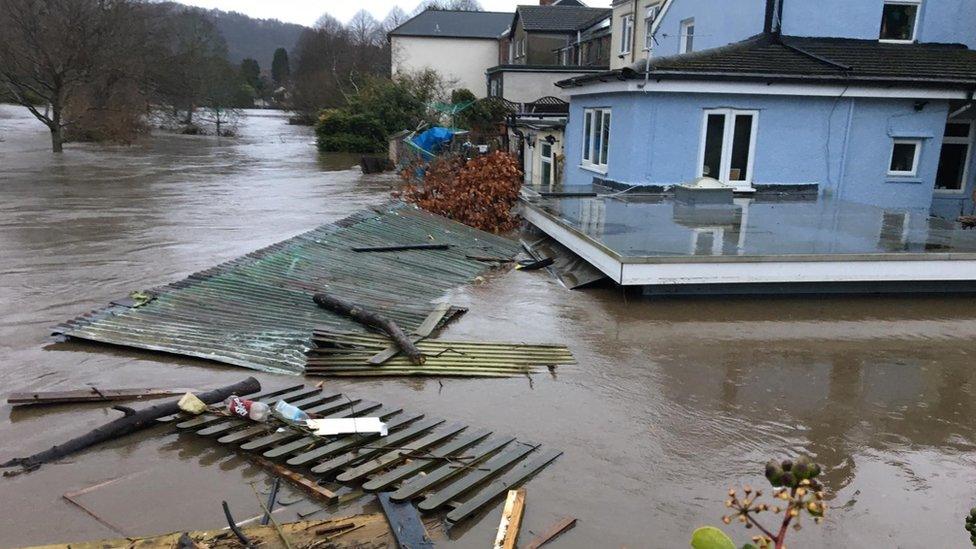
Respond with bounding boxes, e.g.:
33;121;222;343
397;152;523;233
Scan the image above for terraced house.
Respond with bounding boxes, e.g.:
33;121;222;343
557;0;976;218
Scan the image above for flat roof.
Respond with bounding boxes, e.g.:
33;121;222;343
521;191;976;286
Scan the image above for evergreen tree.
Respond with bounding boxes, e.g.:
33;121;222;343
271;48;290;88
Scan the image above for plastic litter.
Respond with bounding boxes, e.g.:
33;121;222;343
225;395;271;421
274;400;310;423
177;392;207;415
305;417;388;436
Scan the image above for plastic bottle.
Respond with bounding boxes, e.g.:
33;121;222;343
274;400;309;423
224;395;270;422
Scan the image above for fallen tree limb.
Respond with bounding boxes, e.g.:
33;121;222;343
0;377;260;473
312;293;425;365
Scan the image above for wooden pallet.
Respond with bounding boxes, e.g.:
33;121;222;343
173;384;561;523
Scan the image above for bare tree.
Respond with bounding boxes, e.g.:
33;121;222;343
0;0;139;152
411;0;483;16
315;13;345;32
382;7;410;33
347;10;383;48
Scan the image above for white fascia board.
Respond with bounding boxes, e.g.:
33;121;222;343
620;259;976;285
521;205;623;282
562;78;970;99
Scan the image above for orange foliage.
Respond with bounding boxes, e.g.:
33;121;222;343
398;152;523;233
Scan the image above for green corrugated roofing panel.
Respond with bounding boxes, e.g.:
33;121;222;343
56;203;520;375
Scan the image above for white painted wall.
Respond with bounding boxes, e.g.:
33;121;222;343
391;36;499;97
500;71;595;103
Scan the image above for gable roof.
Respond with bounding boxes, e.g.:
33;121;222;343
557;34;976;88
389;9;514;39
515;5;611;33
553;0;588;6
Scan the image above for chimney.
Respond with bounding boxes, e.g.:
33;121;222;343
540;0;555;5
764;0;783;34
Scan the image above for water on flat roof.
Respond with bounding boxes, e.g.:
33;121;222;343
527;192;976;259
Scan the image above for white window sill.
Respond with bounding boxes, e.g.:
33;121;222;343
579;164;608;175
885;176;923;184
879;38;915;44
934;189;967;194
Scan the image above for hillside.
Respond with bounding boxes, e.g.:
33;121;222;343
165;3;307;71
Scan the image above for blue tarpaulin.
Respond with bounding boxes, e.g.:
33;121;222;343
408;127;455;160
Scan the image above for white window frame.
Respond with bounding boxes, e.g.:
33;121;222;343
935;120;972;193
581;107;611;173
680;18;695;54
541;141;554;186
696;108;759;190
879;0;922;43
620;14;634;55
644;6;659;50
887;138;922;177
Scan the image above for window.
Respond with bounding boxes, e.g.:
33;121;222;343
541;142;554;187
680;18;695;54
582;108;611;171
698;109;758;188
620;14;634;55
644;6;659;50
489;79;499;97
508;41;514;63
888;139;921;177
880;0;921;42
936;121;972;192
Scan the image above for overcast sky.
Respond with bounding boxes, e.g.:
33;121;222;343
174;0;611;26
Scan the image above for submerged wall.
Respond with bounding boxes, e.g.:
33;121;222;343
563;90;954;211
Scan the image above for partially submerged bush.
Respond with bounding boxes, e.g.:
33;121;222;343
398;151;522;233
315;109;386;153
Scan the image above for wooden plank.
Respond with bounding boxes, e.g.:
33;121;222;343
284;410;421;465
175;386;317;430
492;488;526;549
416;443;538;512
241;401;379;452
158;383;298;423
351;244;450;253
8;388;193;406
523;517;577;549
195;390;334;437
336;423;468;483
445;449;562;523
362;429;490;492
390;436;515;502
377;493;435;549
246;455;338;504
366;303;450;365
310;418;445;475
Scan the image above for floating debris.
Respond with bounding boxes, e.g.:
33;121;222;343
306;330;575;377
19;515;424;549
175;383;561;523
54;202;520;375
8;387;194;406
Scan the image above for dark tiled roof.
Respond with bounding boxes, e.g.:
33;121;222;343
516;5;611;32
558;34;976;88
389;9;513;39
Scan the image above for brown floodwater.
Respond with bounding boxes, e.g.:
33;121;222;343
2;105;976;548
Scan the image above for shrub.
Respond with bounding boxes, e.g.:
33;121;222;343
397;151;523;232
315;109;386;153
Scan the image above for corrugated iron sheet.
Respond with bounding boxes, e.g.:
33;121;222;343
55;203;520;374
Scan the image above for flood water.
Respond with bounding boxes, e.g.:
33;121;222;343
2;105;976;548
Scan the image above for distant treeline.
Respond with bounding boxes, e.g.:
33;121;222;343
0;0;293;151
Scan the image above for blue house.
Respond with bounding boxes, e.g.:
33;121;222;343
554;0;976;219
